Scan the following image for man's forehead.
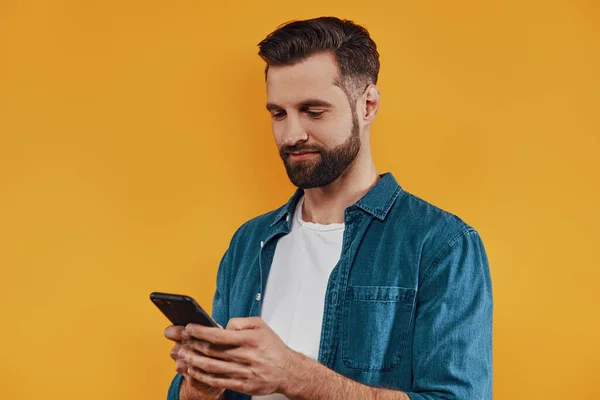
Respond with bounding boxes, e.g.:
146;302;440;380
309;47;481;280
266;53;342;104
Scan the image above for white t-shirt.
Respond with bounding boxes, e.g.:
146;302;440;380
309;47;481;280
251;196;344;400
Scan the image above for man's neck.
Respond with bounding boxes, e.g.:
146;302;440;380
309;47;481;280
301;161;379;225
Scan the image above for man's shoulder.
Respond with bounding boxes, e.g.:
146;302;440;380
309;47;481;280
393;188;489;286
395;188;475;231
392;188;481;254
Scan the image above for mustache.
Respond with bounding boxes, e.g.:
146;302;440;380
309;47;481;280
279;144;323;155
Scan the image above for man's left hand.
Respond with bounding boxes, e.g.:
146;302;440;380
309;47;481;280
178;317;304;397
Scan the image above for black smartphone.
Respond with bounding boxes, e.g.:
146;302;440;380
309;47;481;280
150;292;220;328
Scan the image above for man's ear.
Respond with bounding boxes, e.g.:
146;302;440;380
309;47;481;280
362;84;380;124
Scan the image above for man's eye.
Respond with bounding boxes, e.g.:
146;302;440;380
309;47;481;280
272;112;286;120
306;111;324;118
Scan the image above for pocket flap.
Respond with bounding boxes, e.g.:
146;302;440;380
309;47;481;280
346;286;416;304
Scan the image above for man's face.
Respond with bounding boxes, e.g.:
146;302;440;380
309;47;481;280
266;52;361;189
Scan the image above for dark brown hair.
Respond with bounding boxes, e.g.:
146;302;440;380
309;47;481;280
257;17;380;101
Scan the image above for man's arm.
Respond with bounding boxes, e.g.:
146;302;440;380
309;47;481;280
405;228;493;399
282;352;409;400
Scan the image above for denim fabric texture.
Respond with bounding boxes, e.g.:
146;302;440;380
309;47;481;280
166;173;493;400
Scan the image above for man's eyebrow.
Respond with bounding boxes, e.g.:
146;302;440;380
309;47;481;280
266;100;334;111
298;99;334;109
266;103;283;112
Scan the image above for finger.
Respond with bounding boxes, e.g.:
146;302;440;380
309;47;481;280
226;317;265;331
186;339;252;364
185;323;248;346
188;367;248;394
164;325;190;341
175;358;189;376
185;339;234;353
179;347;248;377
170;342;183;361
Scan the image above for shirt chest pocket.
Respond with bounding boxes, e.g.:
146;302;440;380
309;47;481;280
341;285;416;372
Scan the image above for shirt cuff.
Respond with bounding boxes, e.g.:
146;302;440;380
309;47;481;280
167;374;185;400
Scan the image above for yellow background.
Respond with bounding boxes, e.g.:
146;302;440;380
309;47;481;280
1;0;598;399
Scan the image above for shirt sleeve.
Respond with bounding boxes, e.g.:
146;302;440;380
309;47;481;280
166;247;233;400
405;228;493;400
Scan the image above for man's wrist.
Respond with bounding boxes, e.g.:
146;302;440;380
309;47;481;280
179;376;223;400
278;353;411;400
279;351;310;399
279;352;335;400
179;377;196;400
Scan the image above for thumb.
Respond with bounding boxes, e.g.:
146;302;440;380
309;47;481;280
226;317;264;331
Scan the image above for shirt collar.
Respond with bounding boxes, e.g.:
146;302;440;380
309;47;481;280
270;188;304;227
354;172;402;220
270;172;401;226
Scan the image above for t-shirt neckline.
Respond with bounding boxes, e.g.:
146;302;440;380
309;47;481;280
295;196;345;232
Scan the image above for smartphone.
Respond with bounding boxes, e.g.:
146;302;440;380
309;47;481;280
150;292;220;328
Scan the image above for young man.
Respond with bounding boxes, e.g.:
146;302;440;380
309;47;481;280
164;17;493;400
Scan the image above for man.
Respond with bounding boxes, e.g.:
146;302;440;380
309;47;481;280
164;16;493;400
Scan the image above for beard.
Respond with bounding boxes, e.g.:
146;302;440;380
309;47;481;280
279;115;361;189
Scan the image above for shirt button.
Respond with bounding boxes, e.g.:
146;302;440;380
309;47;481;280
260;241;264;248
286;214;290;222
255;293;261;301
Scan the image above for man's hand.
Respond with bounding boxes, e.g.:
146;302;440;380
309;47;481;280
177;318;411;400
164;325;226;398
178;317;303;397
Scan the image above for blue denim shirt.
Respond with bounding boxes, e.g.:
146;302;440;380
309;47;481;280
167;173;493;400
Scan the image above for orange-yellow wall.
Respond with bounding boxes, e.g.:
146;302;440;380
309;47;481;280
1;1;598;399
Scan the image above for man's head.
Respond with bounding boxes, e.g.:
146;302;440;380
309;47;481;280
258;17;380;189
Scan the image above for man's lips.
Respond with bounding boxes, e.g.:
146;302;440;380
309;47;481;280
286;151;319;161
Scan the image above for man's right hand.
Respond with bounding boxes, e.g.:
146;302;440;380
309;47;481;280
164;325;226;400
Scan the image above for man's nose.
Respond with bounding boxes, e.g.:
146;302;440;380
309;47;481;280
281;114;308;147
